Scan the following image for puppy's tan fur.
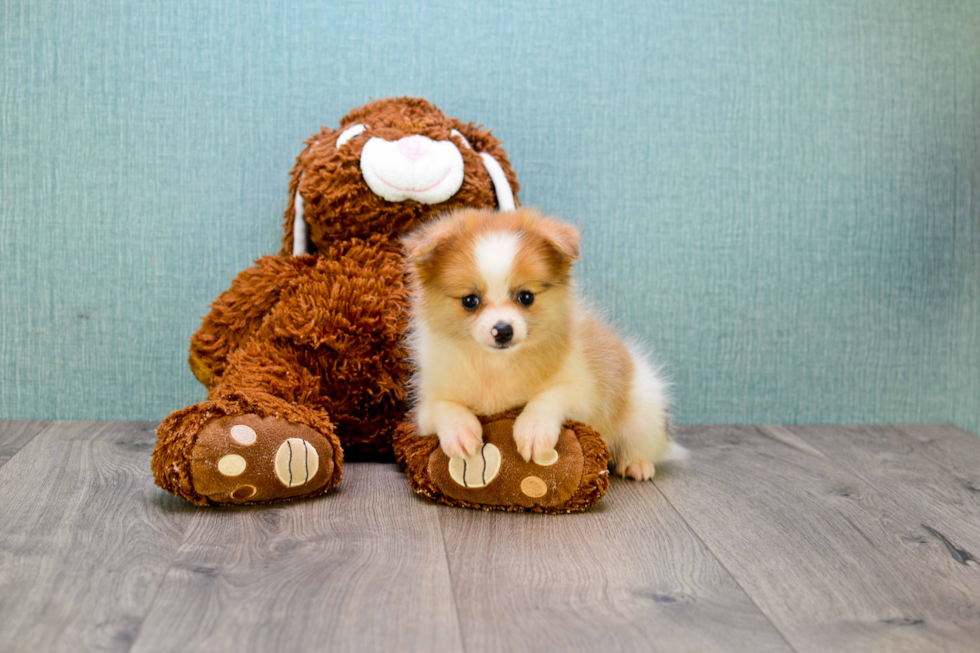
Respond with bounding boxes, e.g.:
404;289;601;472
403;208;682;480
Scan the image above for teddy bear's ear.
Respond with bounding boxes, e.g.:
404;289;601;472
290;181;309;256
281;168;303;256
476;150;516;211
450;121;519;212
281;127;345;257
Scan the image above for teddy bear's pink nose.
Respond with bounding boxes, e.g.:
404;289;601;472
396;135;432;163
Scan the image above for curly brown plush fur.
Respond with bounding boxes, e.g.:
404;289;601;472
152;98;519;505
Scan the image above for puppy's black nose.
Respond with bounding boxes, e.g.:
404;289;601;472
492;322;514;345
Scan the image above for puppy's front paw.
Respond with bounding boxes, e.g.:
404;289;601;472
438;414;483;459
513;412;562;463
618;460;656;481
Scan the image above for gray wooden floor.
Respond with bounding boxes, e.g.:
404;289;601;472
1;421;978;652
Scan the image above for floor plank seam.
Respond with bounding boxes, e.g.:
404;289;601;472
651;479;802;653
124;504;202;653
0;420;53;471
437;510;470;653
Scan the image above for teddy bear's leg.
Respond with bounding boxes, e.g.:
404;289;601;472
393;410;612;513
187;255;320;388
152;340;343;506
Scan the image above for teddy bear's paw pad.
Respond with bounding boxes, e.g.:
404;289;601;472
428;419;586;509
447;443;501;488
190;414;335;504
274;438;319;487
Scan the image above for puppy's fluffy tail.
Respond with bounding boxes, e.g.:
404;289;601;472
659;440;690;463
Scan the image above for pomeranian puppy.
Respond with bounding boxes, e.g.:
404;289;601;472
402;208;685;480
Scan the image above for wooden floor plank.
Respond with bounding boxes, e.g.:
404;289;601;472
0;419;50;468
130;463;464;653
782;425;980;561
440;470;793;653
0;421;196;653
5;421;974;652
657;425;980;653
893;424;980;494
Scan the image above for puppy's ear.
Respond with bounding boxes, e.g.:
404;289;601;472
534;217;581;262
401;214;461;268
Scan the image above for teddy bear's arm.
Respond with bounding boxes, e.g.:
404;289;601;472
188;254;318;387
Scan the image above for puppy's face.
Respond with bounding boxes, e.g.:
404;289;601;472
404;209;580;353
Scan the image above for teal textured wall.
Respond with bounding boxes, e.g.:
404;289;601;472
1;1;978;435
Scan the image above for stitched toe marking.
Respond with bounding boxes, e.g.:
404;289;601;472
447;443;501;489
274;438;319;487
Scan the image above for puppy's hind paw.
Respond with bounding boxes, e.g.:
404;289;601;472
618;460;656;481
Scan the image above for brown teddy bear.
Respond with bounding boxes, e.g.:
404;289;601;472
152;97;610;512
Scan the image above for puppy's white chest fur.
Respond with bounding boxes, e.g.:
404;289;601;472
415;325;545;415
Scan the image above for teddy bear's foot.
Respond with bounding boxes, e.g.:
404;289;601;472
187;414;337;504
393;410;611;513
153;394;344;506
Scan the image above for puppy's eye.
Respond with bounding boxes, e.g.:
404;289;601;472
461;294;481;311
517;290;535;307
